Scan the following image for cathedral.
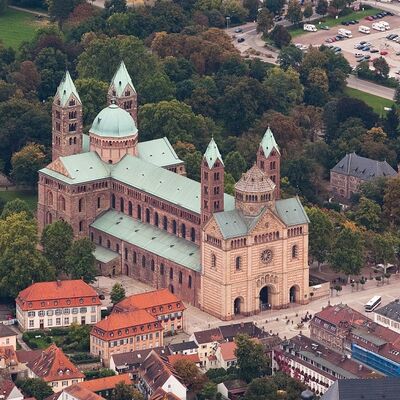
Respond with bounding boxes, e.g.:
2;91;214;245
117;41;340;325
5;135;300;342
37;62;310;320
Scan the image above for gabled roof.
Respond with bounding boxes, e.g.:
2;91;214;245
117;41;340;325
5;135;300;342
64;385;105;400
169;341;198;353
331;152;397;181
219;342;236;361
137;138;183;168
260;127;280;158
375;300;400;323
274;197;310;226
150;388;181;400
167;353;200;365
0;376;22;400
204;138;224;169
56;71;81;107
76;374;131;392
27;344;84;382
0;346;18;367
110;61;136;97
193;328;223;344
111;347;170;368
0;325;16;339
91;211;200;272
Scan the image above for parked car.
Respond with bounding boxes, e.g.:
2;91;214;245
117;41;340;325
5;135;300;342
234;28;243;33
365;16;374;21
362;46;370;51
237;37;245;42
396;51;400;56
387;11;394;16
355;53;364;58
320;25;330;30
364;55;371;59
395;70;400;75
370;49;379;53
380;50;388;55
392;34;399;39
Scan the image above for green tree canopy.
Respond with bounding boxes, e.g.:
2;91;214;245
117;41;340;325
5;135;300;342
286;0;303;25
257;9;274;35
110;282;126;304
269;25;291;48
41;220;74;276
111;382;144;400
16;378;53;400
225;151;247;181
65;238;97;283
173;358;207;393
383;175;400;229
353;196;382;231
278;45;303;71
1;198;33;220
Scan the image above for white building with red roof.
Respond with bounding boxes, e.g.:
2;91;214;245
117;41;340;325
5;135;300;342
16;280;102;331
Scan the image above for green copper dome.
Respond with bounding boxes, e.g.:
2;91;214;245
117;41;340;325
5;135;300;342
90;104;138;138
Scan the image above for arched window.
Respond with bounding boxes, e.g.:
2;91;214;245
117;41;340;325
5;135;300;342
179;271;183;284
292;245;298;259
172;220;177;234
120;198;124;213
146;208;150;223
78;198;83;213
160;263;164;275
211;253;216;268
124;248;128;260
99;236;102;245
59;196;65;211
190;227;195;242
79;221;83;232
181;223;186;239
163;216;168;230
169;268;173;280
133;251;137;264
111;194;116;209
142;255;146;268
116;243;120;253
151;259;155;272
48;191;53;206
154;212;159;227
128;201;133;216
90;232;94;241
97;197;101;209
235;256;241;270
188;275;192;288
107;240;110;248
137;205;141;220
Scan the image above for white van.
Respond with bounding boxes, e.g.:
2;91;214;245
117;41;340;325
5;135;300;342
358;25;370;34
380;21;390;30
338;28;352;38
372;22;386;32
304;24;317;32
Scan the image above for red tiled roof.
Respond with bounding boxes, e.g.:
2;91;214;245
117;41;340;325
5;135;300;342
91;310;162;340
64;384;105;400
114;289;185;316
150;388;181;400
16;350;42;364
167;354;200;365
27;344;84;382
17;280;101;311
77;374;131;392
0;346;18;366
0;377;16;399
219;342;237;361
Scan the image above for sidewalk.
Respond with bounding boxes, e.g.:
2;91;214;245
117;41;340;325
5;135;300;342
8;5;48;17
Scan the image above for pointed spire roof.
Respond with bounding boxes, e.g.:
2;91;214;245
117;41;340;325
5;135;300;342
111;61;136;97
204;138;224;169
260;127;280;158
56;71;81;107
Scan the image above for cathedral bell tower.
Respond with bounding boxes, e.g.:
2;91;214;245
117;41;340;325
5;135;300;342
256;127;281;199
107;61;138;125
201;138;224;224
52;71;83;161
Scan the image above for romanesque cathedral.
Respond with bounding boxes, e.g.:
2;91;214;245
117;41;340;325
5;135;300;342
37;62;310;320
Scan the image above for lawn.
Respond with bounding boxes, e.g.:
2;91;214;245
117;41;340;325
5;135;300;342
0;7;47;48
344;87;394;114
0;190;38;211
290;8;382;38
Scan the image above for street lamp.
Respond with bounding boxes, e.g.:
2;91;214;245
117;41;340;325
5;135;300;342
226;16;230;29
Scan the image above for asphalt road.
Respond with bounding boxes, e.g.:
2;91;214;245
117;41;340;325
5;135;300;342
229;22;395;100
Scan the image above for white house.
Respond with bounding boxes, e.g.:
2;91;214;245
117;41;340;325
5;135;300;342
374;300;400;334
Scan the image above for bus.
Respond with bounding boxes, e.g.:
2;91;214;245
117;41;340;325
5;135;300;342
365;295;382;312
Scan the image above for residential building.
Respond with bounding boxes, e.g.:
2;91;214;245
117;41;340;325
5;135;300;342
330;152;397;200
0;374;23;400
113;289;185;334
0;346;18;370
272;334;379;396
374;299;400;334
137;351;187;400
168;341;198;355
310;304;400;376
166;353;201;368
90;310;164;366
37;64;310;320
109;347;170;376
0;325;17;350
26;344;84;392
149;388;180;400
321;377;400;400
217;380;247;400
76;374;131;399
215;342;237;370
16;280;102;331
190;328;222;369
56;384;105;400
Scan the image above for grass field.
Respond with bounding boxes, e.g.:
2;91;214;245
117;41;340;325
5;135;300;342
0;8;46;48
344;87;394;114
290;8;381;38
0;190;38;211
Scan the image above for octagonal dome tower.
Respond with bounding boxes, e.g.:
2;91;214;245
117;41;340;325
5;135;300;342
89;103;138;164
234;164;275;216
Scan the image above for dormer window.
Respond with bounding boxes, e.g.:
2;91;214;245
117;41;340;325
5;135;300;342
69;99;75;106
125;90;130;96
79;298;84;304
41;301;45;307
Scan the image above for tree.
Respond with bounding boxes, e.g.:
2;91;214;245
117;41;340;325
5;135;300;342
10;143;46;187
269;25;291;48
138;72;176;104
16;378;53;400
0;212;55;298
110;283;126;304
316;0;328;15
199;381;218;399
366;231;399;267
173;359;207;393
286;0;303;26
0;0;7;15
1;198;32;219
373;57;390;79
225;151;247;181
104;0;126;15
48;0;82;28
394;84;400;105
329;226;364;279
278;45;303;71
306;207;333;271
64;323;91;352
257;9;274;35
383;175;400;228
41;221;74;276
359;177;387;206
235;334;268;383
264;0;285;15
303;3;313;20
244;0;260;20
354;196;381;231
65;238;97;283
111;382;143;400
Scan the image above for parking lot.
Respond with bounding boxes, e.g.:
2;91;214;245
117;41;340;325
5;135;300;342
295;13;400;76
